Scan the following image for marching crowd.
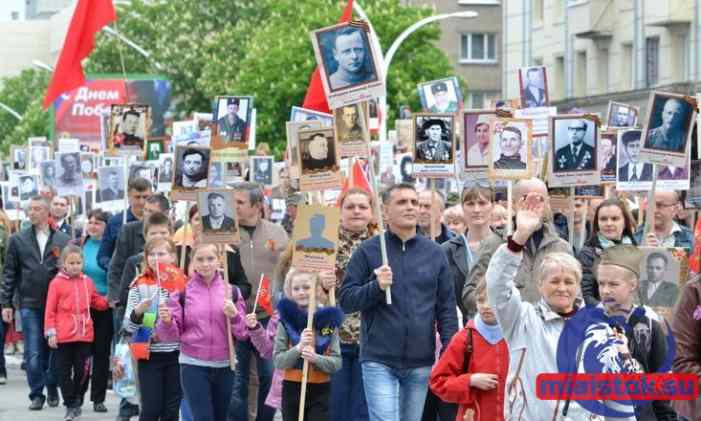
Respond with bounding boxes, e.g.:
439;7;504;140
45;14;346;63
0;173;700;421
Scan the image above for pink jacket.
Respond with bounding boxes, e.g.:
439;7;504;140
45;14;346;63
156;271;247;362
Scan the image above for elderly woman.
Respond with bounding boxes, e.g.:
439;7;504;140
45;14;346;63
487;196;636;420
577;197;638;306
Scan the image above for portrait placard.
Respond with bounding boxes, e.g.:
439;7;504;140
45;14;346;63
296;127;341;192
172;145;211;201
412;113;456;178
172;120;198;142
616;129;652;191
417;77;462;113
79;152;97;179
96;166;126;203
108;104;151;153
286;120;322;179
251;156;274;186
574;185;604;198
639;92;695;167
513;106;557;136
58;138;81;153
212;96;253;150
11;146;27;171
689;161;701;207
289;106;334;126
310;21;386;109
463;110;496;177
145;140;164;161
396;153;415;184
637;247;688;320
599;131;618;183
172;130;211;150
606;101;639;128
291;204;340;272
40;161;56;188
18;174;39;202
548;115;599;187
1;182;22;220
656;155;691;191
157;153;174;190
214;149;248;182
55;151;84;197
28;145;50;172
208;161;225;188
518;66;549;108
334;101;370;158
487;117;533;180
196;189;240;244
395;119;413;153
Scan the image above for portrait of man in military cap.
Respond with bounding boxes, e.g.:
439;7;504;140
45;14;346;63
418;77;461;113
643;94;694;154
414;116;454;163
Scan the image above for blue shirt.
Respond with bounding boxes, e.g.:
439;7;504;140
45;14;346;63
97;208;137;271
83;237;108;296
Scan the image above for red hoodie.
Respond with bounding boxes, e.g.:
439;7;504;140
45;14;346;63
44;271;108;344
429;320;509;421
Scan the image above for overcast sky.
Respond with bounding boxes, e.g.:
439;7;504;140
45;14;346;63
0;0;26;22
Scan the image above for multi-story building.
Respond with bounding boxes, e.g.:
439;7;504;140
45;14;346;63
403;0;503;108
503;0;700;116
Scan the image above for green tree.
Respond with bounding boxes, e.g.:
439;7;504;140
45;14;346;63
0;69;50;153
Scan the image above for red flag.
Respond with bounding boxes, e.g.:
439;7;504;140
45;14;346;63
256;275;274;316
337;159;372;206
301;0;354;113
42;0;117;109
690;217;701;274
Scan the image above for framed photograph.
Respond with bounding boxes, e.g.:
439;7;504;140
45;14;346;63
417;77;462;113
128;162;155;184
80;152;97;179
637;247;688;320
212;95;253;150
395;119;413;154
487;117;533;180
463;110;497;175
108;104;151;152
291;204;340;272
287;120;322;179
599;131;618;183
28;145;50;172
172;120;198;142
549;115;599;187
656;155;690;191
208;161;225;188
606;101;639;128
296;127;341;192
173;145;211;200
574;185;604;197
157;153;174;185
196;189;240;244
251;156;274;186
640;92;695;167
55;151;84;197
28;136;49;148
40;161;56;188
412;113;456;178
689;161;701;207
145;140;164;161
18;174;39;201
310;21;386;109
96;166;126;203
616;129;652;191
11;146;27;171
290;106;334;126
334;101;370;158
518;66;549;108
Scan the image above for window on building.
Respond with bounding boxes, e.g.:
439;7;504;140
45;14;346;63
622;43;633;90
460;33;497;63
574;51;587;97
468;92;486;109
533;0;544;25
553;56;565;100
645;37;659;87
598;48;609;94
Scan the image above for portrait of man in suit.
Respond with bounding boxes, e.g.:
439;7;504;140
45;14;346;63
644;97;691;154
175;147;209;189
599;134;617;176
98;168;125;202
520;67;548;108
553;119;596;172
608;103;637;128
639;252;679;307
202;192;236;233
618;130;653;182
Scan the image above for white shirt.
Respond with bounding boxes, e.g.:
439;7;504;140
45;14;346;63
209;216;223;229
35;226;50;258
658;221;682;248
629;162;646;181
467;143;488;166
647;281;661;300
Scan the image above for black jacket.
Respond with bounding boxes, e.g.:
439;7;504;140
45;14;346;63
1;226;70;309
577;234;638;306
107;220;145;304
339;230;458;369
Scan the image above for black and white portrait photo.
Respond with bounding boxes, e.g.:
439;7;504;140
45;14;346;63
607;101;638;128
617;129;653;188
158;154;174;184
488;118;533;180
40;161;56;187
97;167;125;202
418;77;461;113
80;153;97;178
251;156;274;186
12;147;26;171
208;161;224;188
29;146;50;172
129;163;154;184
638;248;681;308
298;130;337;173
174;146;210;189
552;117;597;173
214;96;252;149
599;131;617;181
19;175;39;201
413;115;454;163
196;190;240;243
334;102;369;144
518;66;549;108
315;24;378;92
55;152;84;196
109;104;150;150
290;107;334;126
642;93;694;156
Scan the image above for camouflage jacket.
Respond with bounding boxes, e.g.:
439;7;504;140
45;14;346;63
335;226;373;344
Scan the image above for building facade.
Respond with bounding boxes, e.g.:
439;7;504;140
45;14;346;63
403;0;503;108
503;0;700;116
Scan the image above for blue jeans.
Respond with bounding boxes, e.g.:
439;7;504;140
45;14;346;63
181;397;193;421
361;362;431;421
330;343;368;421
230;319;274;421
20;308;56;401
181;364;234;421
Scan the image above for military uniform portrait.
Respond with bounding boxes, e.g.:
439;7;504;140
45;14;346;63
552;117;597;173
518;66;549;108
251;156;274;186
55;151;84;196
334;102;369;143
642;93;694;155
213;96;253;149
418;77;461;113
19;175;39;201
607;101;638;128
487;118;533;180
109;104;150;150
315;23;379;92
413;115;454;164
464;111;496;169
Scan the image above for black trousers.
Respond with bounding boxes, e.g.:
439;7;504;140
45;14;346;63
88;308;113;403
137;351;181;421
55;342;91;408
282;380;330;421
421;388;458;421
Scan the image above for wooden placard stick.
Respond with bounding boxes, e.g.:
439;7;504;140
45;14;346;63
222;245;236;371
644;163;659;243
568;187;576;247
604;184;612;199
251;273;264;314
297;274;317;421
122;158;129;225
366;152;391;304
69;196;76;239
430;178;437;241
506;180;514;236
179;201;192;270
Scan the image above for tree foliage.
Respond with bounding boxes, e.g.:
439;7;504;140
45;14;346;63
0;69;50;153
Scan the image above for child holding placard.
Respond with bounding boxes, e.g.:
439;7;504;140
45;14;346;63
123;238;187;421
44;245;109;421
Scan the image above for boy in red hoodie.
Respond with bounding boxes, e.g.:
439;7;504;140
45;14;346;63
45;245;108;421
429;278;508;421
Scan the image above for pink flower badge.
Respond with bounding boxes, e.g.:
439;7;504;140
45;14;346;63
693;305;701;321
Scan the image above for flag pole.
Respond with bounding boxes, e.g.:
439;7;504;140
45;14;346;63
298;274;317;421
367;152;391;305
252;273;264;314
222;245;236;371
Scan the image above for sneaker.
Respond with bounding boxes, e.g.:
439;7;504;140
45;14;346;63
0;375;6;385
64;407;75;421
94;402;107;413
28;397;45;410
74;407;82;417
47;387;59;407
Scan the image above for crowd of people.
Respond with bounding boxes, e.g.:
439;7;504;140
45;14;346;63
0;172;700;421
